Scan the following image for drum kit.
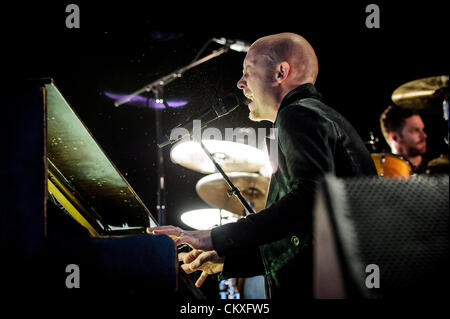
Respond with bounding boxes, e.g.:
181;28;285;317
170;139;271;230
370;75;449;179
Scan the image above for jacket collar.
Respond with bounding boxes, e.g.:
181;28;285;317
275;83;321;123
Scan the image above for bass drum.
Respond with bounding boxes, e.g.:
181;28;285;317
371;153;413;179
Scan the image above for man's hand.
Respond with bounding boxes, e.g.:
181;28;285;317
147;225;213;251
179;249;224;288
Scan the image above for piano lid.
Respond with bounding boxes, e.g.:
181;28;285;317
45;81;157;231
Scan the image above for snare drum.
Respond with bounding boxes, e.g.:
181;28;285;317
371;153;413;179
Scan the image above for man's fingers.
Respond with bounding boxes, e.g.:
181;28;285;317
149;228;212;251
182;249;202;264
178;252;189;262
146;226;182;236
175;236;196;247
181;263;195;274
178;250;202;263
147;225;193;247
195;271;208;288
190;251;212;269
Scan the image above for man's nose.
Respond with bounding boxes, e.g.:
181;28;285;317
422;131;427;140
237;76;246;90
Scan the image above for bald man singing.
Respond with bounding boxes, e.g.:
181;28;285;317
149;33;377;298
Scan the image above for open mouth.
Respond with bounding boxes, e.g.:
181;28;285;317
244;92;254;102
242;97;252;106
246;95;255;107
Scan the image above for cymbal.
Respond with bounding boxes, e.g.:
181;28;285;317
196;172;270;215
170;140;271;174
392;75;449;110
180;208;240;230
426;154;449;175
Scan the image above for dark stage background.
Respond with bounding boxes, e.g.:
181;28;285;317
4;0;448;298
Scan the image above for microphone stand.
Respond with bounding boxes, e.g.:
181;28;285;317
115;46;229;226
114;47;229;107
115;44;255;225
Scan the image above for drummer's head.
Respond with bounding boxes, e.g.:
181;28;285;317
237;33;318;122
380;105;427;157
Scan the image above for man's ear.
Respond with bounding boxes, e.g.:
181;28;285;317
276;62;290;83
389;132;398;142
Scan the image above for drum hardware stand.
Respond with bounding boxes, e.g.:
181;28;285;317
244;199;256;216
442;90;449;145
219;209;223;226
199;140;256;215
149;87;169;225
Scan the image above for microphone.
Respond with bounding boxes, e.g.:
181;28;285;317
158;93;240;148
213;37;251;52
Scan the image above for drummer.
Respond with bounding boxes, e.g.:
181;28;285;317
380;105;429;173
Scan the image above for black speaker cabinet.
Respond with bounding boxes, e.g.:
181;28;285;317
313;174;449;298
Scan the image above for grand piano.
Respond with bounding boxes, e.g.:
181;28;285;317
2;78;203;299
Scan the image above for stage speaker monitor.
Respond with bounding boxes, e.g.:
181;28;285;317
313;174;449;298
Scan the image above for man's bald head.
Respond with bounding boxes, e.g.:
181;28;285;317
250;33;318;87
237;32;319;122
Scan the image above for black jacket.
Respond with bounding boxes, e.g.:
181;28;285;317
211;84;377;298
